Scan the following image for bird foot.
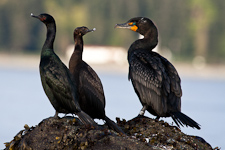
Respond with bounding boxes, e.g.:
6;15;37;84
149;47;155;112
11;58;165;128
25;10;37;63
155;116;160;122
53;111;60;119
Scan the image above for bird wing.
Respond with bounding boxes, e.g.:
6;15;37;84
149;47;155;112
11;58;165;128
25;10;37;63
160;56;182;97
128;50;182;115
160;55;182;110
40;55;80;113
79;63;106;116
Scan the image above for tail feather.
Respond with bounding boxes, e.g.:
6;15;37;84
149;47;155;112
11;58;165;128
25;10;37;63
171;115;183;128
170;112;200;129
77;111;97;127
174;112;189;127
104;116;125;135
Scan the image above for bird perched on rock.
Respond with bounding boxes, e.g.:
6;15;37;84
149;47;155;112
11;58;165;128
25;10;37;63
69;26;124;134
31;13;96;127
115;17;200;129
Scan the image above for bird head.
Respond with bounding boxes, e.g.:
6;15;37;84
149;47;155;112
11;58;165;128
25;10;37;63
31;13;55;25
74;26;96;36
115;17;157;37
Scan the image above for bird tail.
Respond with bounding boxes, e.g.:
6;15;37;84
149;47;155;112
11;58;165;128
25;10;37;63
77;111;97;127
104;116;125;135
170;112;201;129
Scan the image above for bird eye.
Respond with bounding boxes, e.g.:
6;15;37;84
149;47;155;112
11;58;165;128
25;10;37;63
40;16;46;21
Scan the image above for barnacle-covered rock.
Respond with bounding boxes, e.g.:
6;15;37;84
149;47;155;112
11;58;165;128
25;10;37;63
117;116;215;150
4;116;217;150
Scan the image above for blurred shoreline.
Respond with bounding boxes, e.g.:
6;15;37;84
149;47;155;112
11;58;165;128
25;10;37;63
1;52;225;80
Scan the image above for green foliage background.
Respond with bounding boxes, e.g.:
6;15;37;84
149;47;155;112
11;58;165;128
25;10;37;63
0;0;224;62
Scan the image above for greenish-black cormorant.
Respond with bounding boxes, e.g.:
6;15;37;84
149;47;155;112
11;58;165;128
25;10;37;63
115;17;200;129
69;26;124;134
31;13;96;126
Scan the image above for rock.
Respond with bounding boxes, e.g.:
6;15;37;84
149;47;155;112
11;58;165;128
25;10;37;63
4;116;216;150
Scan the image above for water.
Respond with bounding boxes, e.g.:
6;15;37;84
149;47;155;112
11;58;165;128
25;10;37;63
0;68;224;149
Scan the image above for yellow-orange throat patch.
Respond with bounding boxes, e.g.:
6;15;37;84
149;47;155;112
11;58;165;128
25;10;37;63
130;25;138;31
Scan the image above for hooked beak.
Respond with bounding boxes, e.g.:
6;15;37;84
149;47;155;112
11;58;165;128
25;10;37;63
89;28;96;32
31;13;39;19
115;22;138;32
114;23;131;29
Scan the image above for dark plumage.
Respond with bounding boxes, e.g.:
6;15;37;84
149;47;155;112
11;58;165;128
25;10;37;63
115;17;200;129
31;13;96;126
69;26;124;134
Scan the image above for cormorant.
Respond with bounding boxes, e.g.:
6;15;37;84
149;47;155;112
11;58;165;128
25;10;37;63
31;13;96;127
115;17;200;129
69;26;124;134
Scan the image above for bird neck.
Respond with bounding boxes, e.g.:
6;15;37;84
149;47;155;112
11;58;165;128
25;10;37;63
74;34;84;54
129;29;158;53
144;28;158;49
69;35;83;71
42;22;56;55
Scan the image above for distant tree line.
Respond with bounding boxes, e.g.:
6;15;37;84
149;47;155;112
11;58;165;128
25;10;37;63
0;0;224;63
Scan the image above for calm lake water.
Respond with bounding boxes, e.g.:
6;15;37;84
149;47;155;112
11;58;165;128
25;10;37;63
0;67;224;149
